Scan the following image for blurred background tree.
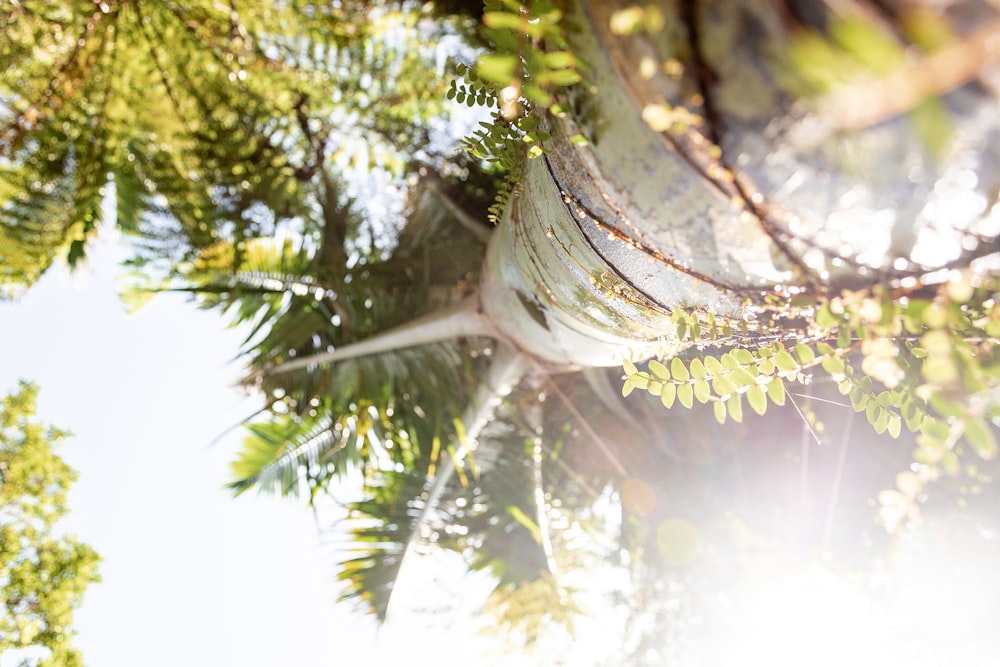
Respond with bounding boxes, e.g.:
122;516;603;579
0;381;101;667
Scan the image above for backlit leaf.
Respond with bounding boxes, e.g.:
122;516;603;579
713;399;726;424
731;368;757;388
477;54;519;84
747;385;767;416
693;380;711;403
775;350;798;372
677;382;693;409
873;407;889;434
727;395;743;423
660;382;677;408
622;379;635;397
866;401;878;426
887;414;902;438
766;378;786;405
648;359;669;381
965;418;997;459
822;355;846;376
712;375;737;397
670;357;689;382
794;344;815;364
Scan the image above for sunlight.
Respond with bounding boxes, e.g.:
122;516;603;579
716;565;893;667
691;523;1000;667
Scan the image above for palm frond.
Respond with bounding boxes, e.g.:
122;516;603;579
3;0;464;291
337;468;433;620
481;574;582;647
228;411;346;497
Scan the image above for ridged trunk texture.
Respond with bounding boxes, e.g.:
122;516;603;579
479;0;1000;369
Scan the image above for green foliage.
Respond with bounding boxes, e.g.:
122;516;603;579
811;277;1000;465
482;574;580;646
623;344;790;423
478;0;583;115
1;1;462;296
625;272;1000;530
168;229;479;501
451;62;553;224
0;382;100;667
337;468;429;620
447;0;589;225
228;411;351;500
459;111;527;224
448;62;499;109
9;0;997;657
334;400;551;622
160;178;491;619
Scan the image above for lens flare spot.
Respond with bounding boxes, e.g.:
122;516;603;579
656;517;701;566
621;478;656;517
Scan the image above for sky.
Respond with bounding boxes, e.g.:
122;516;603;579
0;233;378;666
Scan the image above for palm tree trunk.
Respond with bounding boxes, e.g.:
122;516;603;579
475;0;1000;369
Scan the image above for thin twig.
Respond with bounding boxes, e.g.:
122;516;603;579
788;390;822;446
822;410;854;553
799;397;811;518
788;392;850;409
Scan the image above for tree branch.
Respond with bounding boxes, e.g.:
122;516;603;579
425;177;493;244
824;19;1000;130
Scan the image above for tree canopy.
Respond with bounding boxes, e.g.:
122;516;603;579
0;382;101;667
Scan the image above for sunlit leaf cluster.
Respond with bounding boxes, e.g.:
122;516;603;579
6;1;1000;662
477;0;583;117
625;272;1000;531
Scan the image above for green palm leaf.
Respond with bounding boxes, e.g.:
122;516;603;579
228;412;346;498
337;468;431;620
2;0;462;294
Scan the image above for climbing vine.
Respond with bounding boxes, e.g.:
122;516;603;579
623;272;1000;529
449;0;590;224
